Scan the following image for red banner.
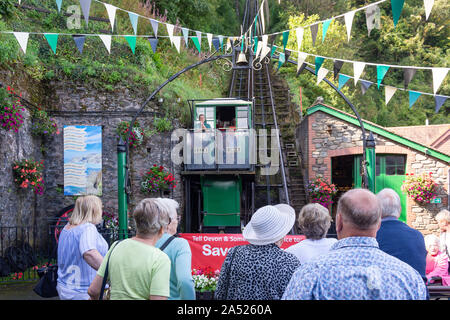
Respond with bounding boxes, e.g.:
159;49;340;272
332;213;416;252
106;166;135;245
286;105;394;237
179;233;305;271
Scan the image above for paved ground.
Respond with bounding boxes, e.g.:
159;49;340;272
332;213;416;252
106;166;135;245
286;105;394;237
0;282;59;300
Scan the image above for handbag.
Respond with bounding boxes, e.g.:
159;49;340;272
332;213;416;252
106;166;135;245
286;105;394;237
33;246;58;298
99;240;123;300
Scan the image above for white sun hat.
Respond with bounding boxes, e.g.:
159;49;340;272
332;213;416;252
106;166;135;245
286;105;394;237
243;205;295;245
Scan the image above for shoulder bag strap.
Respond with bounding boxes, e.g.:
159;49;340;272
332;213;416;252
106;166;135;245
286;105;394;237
99;240;123;300
159;234;178;251
224;245;239;300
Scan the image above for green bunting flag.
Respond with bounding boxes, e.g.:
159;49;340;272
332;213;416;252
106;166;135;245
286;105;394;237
376;65;390;89
192;37;201;53
315;56;325;75
44;33;59;54
253;36;258;54
322;19;332;43
391;0;405;27
124;35;136;54
270;45;277;58
338;74;351;91
282;30;289;50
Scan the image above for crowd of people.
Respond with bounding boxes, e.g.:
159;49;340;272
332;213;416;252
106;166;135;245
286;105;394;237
55;188;450;300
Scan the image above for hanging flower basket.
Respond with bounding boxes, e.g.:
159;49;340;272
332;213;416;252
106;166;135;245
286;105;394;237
140;165;177;194
307;177;337;209
116;121;145;149
12;159;44;195
401;172;437;205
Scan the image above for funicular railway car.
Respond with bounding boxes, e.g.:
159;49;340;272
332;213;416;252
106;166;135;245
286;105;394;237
181;98;256;233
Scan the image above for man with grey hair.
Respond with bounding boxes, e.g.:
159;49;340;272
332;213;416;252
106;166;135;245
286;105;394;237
282;188;427;300
375;188;427;279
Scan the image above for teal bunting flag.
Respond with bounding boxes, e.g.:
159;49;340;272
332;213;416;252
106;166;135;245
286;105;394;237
282;30;289;50
277;52;285;71
128;12;139;35
376;65;390;89
44;33;59;54
322;19;332;43
409;91;422;108
270;45;277;58
391;0;405;27
253;36;258;54
192;37;201;53
182;28;189;47
55;0;62;12
124;35;136;54
338;74;351;91
315;56;325;74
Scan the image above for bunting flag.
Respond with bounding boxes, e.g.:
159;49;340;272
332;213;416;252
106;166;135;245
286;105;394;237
353;62;366;85
212;37;220;52
182;28;189;47
384;86;397;105
409;91;422;108
207;33;213;52
297;52;308;73
315;57;325;74
270;45;277;58
391;0;405;27
338;74;351;91
296;27;304;52
297;62;307;76
259;45;271;62
150;19;159;38
377;65;390;89
79;0;92;26
218;35;224;51
432;68;448;94
13;32;29;54
322;19;332;43
403;68;417;89
360;80;373;95
124;35;136;54
128;12;139;35
365;4;381;36
196;31;202;51
104;3;117;32
424;0;434;20
55;0;63;12
166;24;174;45
282;30;289;50
99;34;111;54
173;36;181;53
253;36;259;54
192;36;201;53
310;24;318;47
148;37;158;53
317;67;329;84
344;10;356;42
277;52;285;71
44;33;59;54
72;35;86;54
435;95;448;113
226;37;232;51
333;60;344;80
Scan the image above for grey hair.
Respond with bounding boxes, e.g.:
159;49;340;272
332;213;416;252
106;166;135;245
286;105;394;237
155;198;179;220
424;234;439;249
133;198;170;236
376;188;401;219
337;188;381;230
435;209;450;224
297;203;332;240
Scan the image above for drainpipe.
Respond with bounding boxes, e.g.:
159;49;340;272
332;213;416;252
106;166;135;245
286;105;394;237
117;137;128;240
365;132;376;193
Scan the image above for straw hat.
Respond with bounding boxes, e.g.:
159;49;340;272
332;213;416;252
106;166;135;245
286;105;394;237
243;205;295;245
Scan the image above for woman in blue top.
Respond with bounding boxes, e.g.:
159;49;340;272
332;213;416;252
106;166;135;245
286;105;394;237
155;198;196;300
56;195;108;300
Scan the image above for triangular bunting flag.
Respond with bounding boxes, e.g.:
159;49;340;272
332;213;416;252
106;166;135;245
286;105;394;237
333;60;344;80
207;33;213;51
384;86;397;105
13;32;29;54
218;35;224;51
366;4;381;36
44;33;59;54
182;28;189;47
432;68;448;94
322;19;332;43
377;65;390;89
148;37;158;53
317;67;329;85
403;68;417;89
277;52;285;71
310;24;318;46
315;56;325;75
344;10;356;42
353;62;365;85
360;80;373;95
226;37;232;51
259;46;271;62
212;38;220;52
150;19;159;38
424;0;435;20
166;24;174;45
104;3;117;32
270;45;277;58
192;36;201;53
409;91;422;108
72;35;86;54
55;0;62;12
253;36;258;54
173;36;181;53
124;35;136;54
79;0;92;26
297;52;308;72
99;35;111;54
255;41;263;59
128;12;139;35
282;30;289;50
391;0;405;27
338;74;351;91
434;95;448;113
195;31;202;51
296;27;304;52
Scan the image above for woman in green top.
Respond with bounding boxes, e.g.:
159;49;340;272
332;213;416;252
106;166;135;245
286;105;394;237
88;198;171;300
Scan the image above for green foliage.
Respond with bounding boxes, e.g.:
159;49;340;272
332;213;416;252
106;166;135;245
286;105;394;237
154;116;173;132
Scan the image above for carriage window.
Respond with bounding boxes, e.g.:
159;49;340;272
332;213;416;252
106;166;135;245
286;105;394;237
386;155;405;175
376;157;380;176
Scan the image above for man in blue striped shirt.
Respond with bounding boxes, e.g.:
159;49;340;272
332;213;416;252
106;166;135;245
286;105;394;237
282;188;428;300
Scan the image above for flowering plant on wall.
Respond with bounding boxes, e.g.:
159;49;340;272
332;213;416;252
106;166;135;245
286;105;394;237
141;165;177;194
307;176;338;208
31;109;60;137
116;121;145;149
12;159;44;195
401;172;437;204
192;267;220;292
0;86;25;132
102;211;119;232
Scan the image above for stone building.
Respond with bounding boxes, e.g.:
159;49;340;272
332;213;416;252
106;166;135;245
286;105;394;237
296;102;450;236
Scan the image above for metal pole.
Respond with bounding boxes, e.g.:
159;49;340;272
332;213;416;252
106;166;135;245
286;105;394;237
365;131;376;193
117;137;128;240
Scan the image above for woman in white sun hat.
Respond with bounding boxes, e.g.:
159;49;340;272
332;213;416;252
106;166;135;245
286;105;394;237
214;205;300;300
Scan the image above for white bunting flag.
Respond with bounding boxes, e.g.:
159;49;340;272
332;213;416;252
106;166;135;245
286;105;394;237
432;68;448;94
424;0;434;20
353;62;366;85
297;52;308;72
259;46;271;62
207;33;213;51
296;27;304;52
104;3;117;32
317;67;329;84
166;24;175;45
385;86;397;105
173;36;181;53
344;10;356;42
99;34;111;54
13;32;29;54
196;31;202;49
260;2;266;33
226;37;232;51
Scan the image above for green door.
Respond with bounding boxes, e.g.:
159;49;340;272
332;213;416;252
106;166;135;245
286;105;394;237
354;154;407;222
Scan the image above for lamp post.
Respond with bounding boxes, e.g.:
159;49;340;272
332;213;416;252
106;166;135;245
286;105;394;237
117;137;128;239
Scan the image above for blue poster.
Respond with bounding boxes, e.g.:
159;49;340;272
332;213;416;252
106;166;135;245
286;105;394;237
64;125;102;196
